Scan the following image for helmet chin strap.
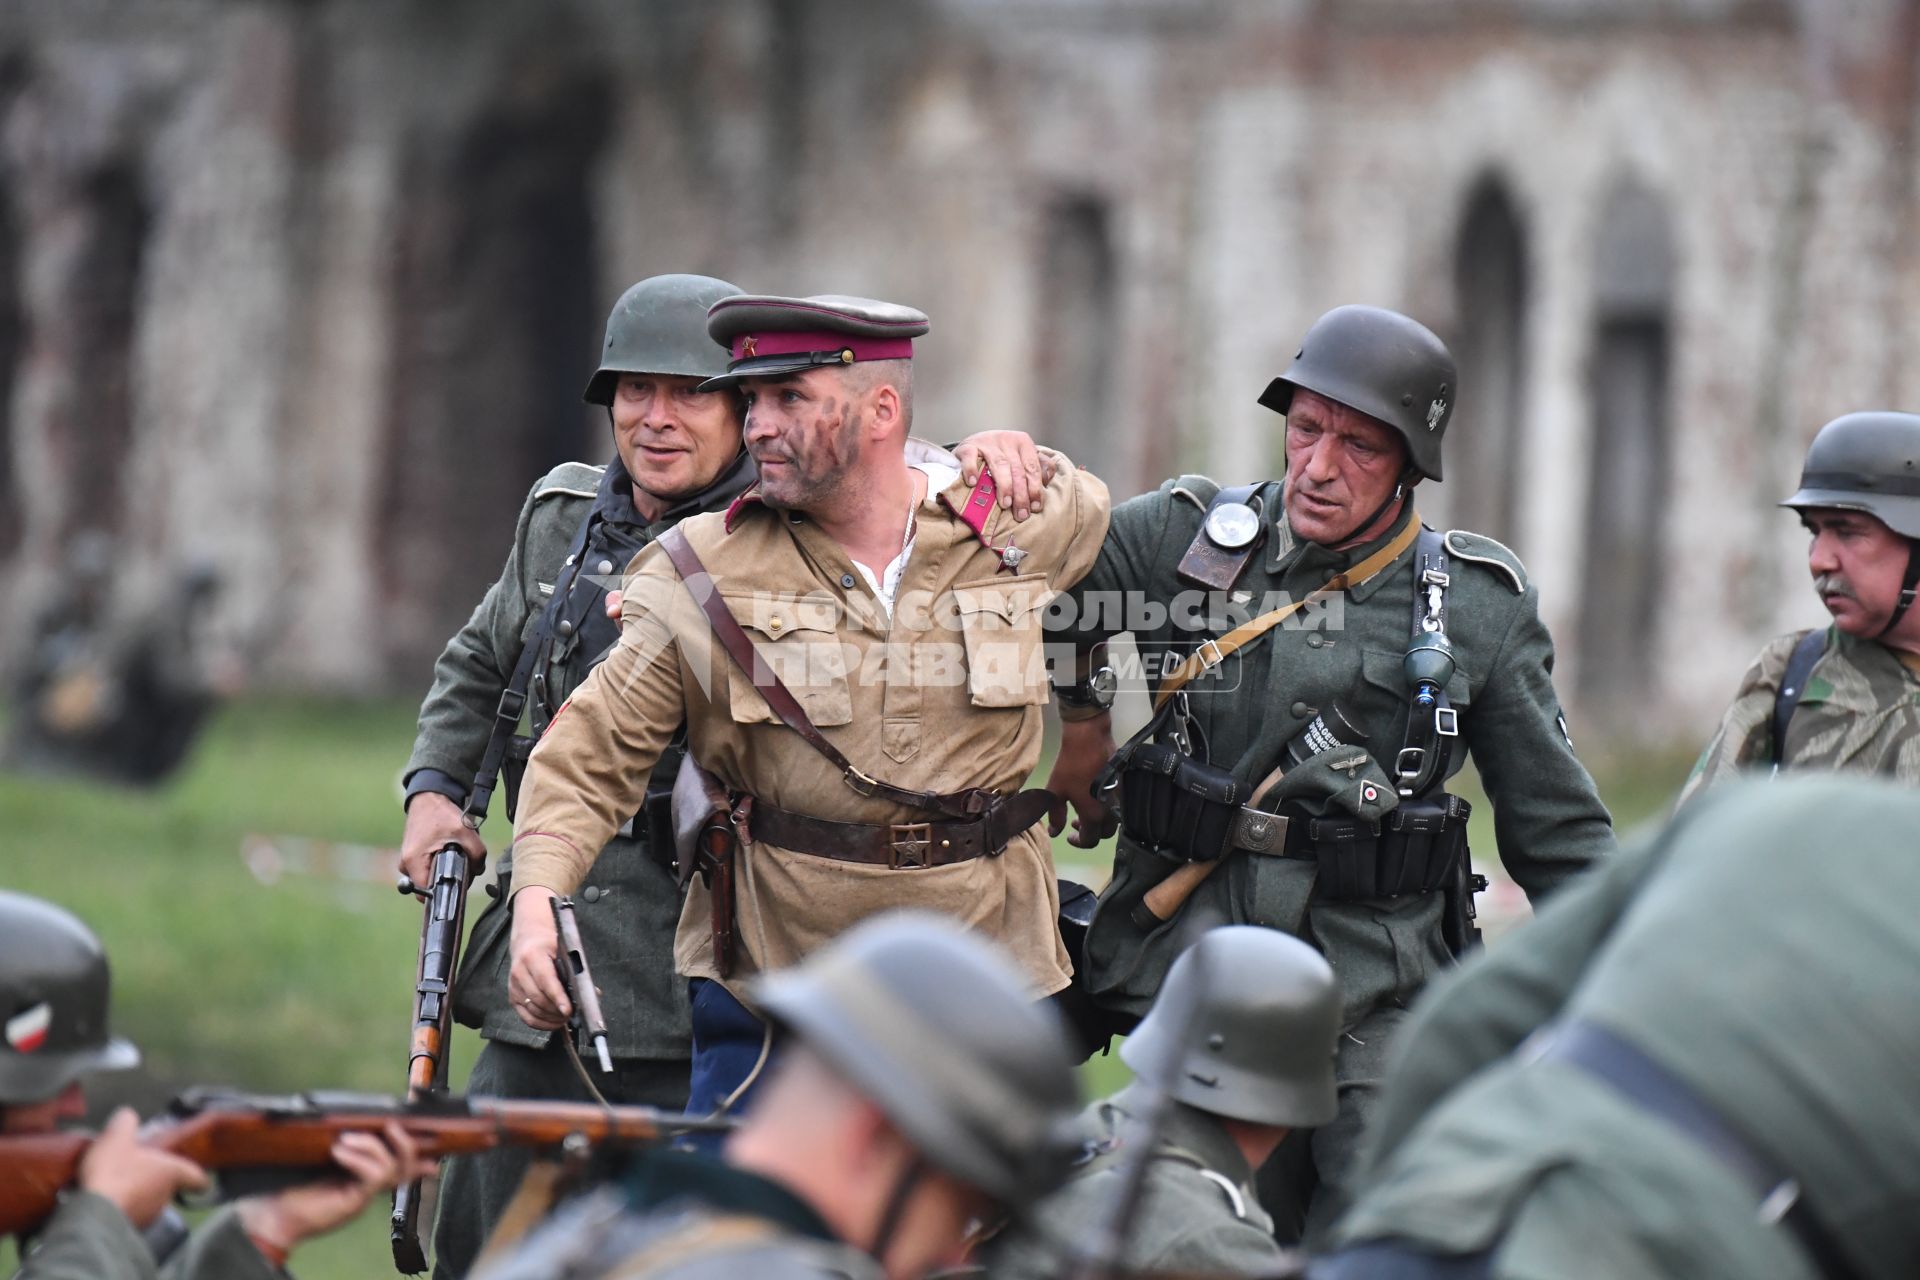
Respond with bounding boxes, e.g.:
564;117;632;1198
1342;469;1414;546
1877;539;1920;638
865;1154;927;1268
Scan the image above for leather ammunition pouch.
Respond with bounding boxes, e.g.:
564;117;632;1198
1117;742;1244;864
1297;793;1472;901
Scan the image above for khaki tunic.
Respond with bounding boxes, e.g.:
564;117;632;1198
512;446;1109;993
1679;625;1920;804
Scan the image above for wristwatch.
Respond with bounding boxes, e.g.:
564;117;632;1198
1055;665;1118;711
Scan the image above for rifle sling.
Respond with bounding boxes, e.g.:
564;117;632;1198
465;511;600;823
658;526;1006;822
1153;514;1422;710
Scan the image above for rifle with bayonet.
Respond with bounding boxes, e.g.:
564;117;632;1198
0;1087;732;1240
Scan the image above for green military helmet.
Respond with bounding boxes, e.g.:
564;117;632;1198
750;911;1082;1203
1780;411;1920;539
0;891;139;1104
582;273;743;405
1121;926;1339;1129
1258;305;1458;481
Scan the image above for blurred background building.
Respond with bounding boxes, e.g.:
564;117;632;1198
0;0;1914;745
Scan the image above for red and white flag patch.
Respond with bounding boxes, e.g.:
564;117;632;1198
5;1002;51;1053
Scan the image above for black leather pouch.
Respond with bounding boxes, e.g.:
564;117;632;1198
1120;742;1242;862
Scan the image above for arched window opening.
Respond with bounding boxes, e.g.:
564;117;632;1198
1032;194;1117;467
1577;179;1676;721
375;76;612;675
1447;176;1529;546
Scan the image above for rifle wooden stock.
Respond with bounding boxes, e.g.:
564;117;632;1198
0;1090;729;1239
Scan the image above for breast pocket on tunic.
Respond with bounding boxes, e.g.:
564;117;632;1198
720;593;854;727
951;573;1054;708
1357;648;1476;744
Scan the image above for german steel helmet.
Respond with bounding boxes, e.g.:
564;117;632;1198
1121;925;1339;1128
1780;412;1920;539
0;891;140;1103
1258;305;1458;481
582;273;743;405
750;912;1082;1202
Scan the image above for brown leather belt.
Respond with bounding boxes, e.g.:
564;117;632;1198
748;791;1054;870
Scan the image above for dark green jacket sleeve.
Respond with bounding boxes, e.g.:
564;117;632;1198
16;1192;155;1280
1464;581;1616;901
1358;833;1660;1174
402;484;542;793
158;1208;280;1280
1062;485;1188;649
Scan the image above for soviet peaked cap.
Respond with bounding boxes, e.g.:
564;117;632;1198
699;293;929;390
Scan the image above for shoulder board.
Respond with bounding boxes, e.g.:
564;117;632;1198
1168;473;1222;512
1149;1146;1250;1221
1444;529;1527;594
532;461;606;502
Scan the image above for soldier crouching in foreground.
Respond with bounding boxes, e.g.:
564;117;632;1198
0;891;432;1280
472;912;1083;1280
988;926;1341;1280
1315;775;1920;1279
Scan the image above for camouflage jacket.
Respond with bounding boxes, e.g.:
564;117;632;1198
15;1194;279;1280
1066;480;1615;1028
987;1082;1290;1280
403;451;755;1059
1679;624;1920;804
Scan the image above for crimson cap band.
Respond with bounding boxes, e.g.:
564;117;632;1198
700;293;930;390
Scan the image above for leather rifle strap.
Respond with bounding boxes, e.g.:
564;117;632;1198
1154;514;1424;710
657;526;998;821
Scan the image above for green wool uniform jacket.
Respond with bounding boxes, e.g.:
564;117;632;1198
1066;479;1615;1028
987;1082;1289;1280
1335;775;1920;1278
15;1194;278;1280
403;452;755;1060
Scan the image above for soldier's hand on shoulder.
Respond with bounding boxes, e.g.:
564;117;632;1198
507;886;571;1030
78;1107;210;1230
398;791;487;890
955;431;1056;521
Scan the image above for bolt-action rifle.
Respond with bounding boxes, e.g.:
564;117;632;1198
0;1087;732;1241
391;841;474;1272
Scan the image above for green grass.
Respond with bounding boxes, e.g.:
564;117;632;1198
0;696;507;1280
0;699;1696;1278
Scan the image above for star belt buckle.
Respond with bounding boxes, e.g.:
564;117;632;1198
889;823;934;870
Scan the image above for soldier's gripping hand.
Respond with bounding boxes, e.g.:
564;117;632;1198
507;886;572;1030
235;1122;437;1266
398;791;487;890
953;430;1057;521
1048;714;1120;849
78;1107;210;1229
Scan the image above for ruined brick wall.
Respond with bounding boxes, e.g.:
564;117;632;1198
0;0;1912;747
